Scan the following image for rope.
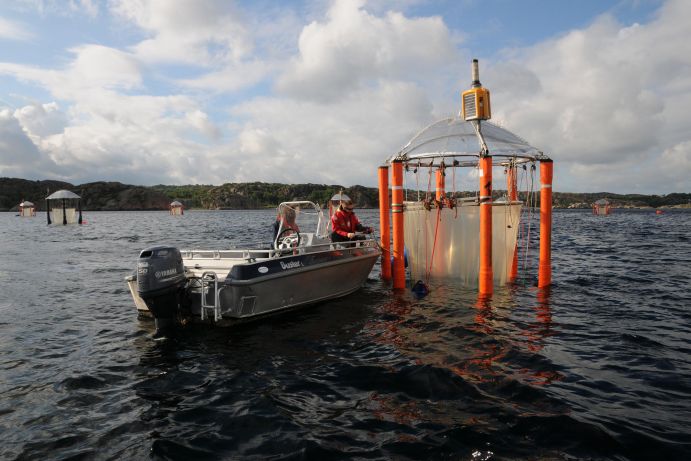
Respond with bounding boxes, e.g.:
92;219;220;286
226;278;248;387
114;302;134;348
505;159;519;280
404;165;408;202
423;168;434;282
514;160;525;281
426;204;442;284
452;162;458;219
520;165;530;274
416;162;420;202
522;162;536;275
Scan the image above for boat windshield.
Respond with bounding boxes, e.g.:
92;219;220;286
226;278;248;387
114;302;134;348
275;201;328;240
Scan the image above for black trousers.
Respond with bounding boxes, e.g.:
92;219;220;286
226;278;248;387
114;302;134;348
331;232;365;243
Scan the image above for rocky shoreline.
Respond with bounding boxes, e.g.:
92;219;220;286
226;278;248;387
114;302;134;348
1;177;689;212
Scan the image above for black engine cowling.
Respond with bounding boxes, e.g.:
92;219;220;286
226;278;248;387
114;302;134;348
136;246;186;337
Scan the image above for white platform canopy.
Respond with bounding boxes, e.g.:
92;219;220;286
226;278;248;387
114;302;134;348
46;190;81;200
329;192;351;203
45;189;82;225
389;118;544;167
20;201;35;207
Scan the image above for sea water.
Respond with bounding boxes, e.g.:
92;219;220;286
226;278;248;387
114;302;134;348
0;209;689;460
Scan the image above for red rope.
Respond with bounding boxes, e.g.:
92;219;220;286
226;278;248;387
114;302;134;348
426;204;442;284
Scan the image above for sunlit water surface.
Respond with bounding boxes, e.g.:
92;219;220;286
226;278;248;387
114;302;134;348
1;209;690;460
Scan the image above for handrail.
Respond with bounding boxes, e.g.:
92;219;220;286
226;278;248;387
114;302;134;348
200;271;222;321
182;237;379;260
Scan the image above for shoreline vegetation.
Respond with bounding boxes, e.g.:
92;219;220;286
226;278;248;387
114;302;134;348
1;177;689;212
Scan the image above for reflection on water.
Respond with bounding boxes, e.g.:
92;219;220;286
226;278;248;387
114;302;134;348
367;283;561;387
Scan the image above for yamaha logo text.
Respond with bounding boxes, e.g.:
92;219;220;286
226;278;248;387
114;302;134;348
155;268;178;279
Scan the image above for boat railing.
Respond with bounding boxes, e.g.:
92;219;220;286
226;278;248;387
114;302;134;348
182;236;379;261
181;249;273;260
404;198;523;211
200;272;222;321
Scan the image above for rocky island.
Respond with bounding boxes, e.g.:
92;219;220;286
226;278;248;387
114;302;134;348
1;177;689;211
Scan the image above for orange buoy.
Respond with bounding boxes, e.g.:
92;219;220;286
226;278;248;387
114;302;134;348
479;155;493;295
391;161;406;289
435;165;445;201
507;164;519;282
378;166;392;281
538;159;553;288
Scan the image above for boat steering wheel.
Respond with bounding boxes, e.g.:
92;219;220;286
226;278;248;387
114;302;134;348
275;227;301;251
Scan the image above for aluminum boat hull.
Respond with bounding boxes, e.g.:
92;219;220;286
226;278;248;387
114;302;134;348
126;241;380;327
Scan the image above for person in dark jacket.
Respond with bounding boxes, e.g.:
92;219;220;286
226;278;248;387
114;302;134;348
330;199;372;242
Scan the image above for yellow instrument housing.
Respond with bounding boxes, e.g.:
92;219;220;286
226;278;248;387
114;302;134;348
461;87;491;121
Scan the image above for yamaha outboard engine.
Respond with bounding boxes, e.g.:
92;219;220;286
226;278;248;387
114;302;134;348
137;246;186;338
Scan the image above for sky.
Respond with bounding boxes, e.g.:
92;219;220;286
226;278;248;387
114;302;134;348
0;0;689;194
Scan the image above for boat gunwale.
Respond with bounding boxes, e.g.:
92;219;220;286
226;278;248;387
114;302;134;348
219;248;380;287
181;238;379;261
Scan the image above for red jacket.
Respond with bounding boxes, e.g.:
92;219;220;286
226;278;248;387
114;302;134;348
331;209;363;238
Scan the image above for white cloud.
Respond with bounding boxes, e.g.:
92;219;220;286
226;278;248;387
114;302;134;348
276;0;459;102
67;45;142;92
227;80;433;186
0;16;34;40
0;1;460;187
177;60;275;93
0;108;64;180
485;0;691;192
110;0;304;93
10;0;99;18
185;109;220;140
0;108;41;165
0;45;142;102
32;104;217;185
1;0;689;195
13;102;67;138
0;47;220;184
29;88;223;184
659;140;691;191
71;0;99;18
110;0;252;66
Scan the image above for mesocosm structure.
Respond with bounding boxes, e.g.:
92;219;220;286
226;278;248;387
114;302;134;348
378;59;553;295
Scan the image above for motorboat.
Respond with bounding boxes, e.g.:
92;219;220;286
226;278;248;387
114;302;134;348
125;201;380;336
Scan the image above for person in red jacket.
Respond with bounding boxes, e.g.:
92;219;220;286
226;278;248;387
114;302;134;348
330;199;373;242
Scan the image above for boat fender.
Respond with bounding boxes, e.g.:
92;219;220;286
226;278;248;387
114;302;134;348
390;247;408;275
390;247;408;266
412;280;429;298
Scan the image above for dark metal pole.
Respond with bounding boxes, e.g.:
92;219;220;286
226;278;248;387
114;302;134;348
78;200;83;224
62;198;67;225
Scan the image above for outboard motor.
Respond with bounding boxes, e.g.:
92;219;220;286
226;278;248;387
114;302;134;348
137;246;186;338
